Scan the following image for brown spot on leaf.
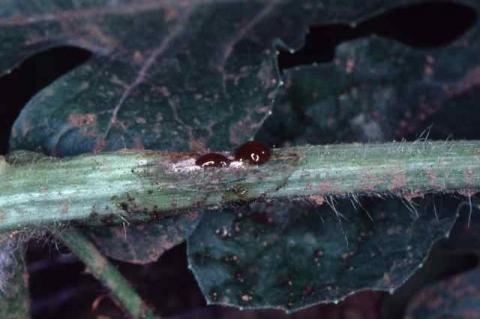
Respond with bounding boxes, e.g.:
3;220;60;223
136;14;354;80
68;113;97;127
424;55;435;76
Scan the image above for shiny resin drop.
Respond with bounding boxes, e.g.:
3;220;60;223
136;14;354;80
234;141;271;165
196;153;231;168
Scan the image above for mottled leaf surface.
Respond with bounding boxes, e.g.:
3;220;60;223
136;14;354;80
185;0;480;312
405;268;480;319
258;3;480;146
5;0;400;154
188;197;459;312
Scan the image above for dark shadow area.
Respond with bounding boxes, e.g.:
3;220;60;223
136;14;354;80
26;237;103;319
279;1;477;70
0;46;91;154
27;241;206;319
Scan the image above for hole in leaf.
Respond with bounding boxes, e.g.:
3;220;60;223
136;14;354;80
279;1;477;70
0;46;92;154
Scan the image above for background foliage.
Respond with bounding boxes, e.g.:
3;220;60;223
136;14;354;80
0;0;480;318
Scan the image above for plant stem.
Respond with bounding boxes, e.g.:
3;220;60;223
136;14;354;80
1;141;480;230
56;228;158;319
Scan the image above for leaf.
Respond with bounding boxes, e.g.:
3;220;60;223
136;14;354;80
88;211;201;264
257;4;480;146
232;2;480;311
0;234;30;319
187;196;459;312
186;0;480;312
6;0;324;154
404;268;480;319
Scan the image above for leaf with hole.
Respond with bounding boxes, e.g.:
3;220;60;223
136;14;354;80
258;1;480;146
187;1;480;309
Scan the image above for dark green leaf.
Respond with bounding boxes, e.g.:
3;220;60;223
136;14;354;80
6;0;344;154
188;196;459;312
244;2;480;311
258;10;480;146
88;211;201;263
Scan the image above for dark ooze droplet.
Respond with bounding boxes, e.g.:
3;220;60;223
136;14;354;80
234;141;271;165
196;153;231;168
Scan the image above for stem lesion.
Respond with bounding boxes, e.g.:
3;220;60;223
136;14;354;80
0;141;479;231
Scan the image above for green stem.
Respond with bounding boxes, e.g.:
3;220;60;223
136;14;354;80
56;228;158;319
1;141;480;230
